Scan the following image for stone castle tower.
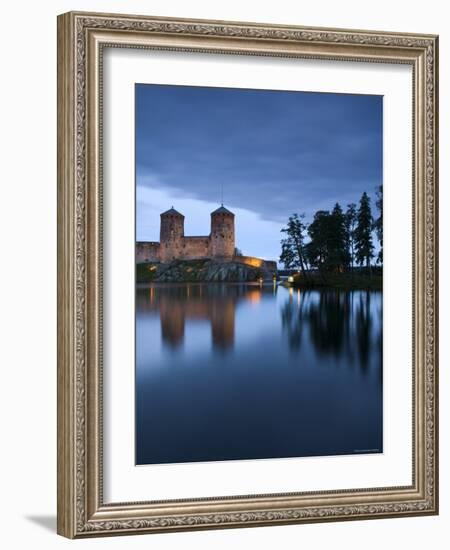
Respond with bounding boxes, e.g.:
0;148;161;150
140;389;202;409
150;205;235;263
159;207;185;263
210;206;235;259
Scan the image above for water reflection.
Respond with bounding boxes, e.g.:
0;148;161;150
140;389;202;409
138;284;382;370
136;283;383;464
281;290;382;373
137;283;277;351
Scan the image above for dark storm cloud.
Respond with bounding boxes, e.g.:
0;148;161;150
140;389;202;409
136;84;382;223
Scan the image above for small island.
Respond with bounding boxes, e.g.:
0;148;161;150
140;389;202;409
136;206;277;283
136;189;382;291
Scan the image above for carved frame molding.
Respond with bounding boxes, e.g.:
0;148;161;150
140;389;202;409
57;11;438;538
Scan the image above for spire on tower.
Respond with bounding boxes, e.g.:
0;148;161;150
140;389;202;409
161;207;184;217
211;205;234;216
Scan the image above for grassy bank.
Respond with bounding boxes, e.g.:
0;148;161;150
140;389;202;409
136;262;160;283
289;271;382;291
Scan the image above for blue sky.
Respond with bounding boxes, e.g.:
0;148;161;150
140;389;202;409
136;84;382;262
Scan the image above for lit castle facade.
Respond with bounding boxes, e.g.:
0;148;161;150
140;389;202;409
136;205;236;263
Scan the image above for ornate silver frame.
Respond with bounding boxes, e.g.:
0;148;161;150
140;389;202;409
57;11;439;538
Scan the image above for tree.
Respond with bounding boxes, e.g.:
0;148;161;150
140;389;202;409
306;205;349;273
354;192;374;269
329;203;350;272
306;210;331;272
345;203;357;271
280;213;310;281
373;185;383;264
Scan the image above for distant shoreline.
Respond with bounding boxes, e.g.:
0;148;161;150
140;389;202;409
136;260;381;290
284;271;382;291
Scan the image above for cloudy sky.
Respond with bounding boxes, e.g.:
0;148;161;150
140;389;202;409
136;84;382;262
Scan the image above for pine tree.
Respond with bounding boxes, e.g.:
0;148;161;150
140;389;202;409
280;213;310;280
306;205;349;273
329;203;350;272
307;210;331;271
374;185;383;264
354;192;374;269
345;203;357;271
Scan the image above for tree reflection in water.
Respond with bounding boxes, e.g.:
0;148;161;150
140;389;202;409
281;289;382;373
136;283;383;464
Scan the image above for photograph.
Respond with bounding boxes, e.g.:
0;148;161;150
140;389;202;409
135;83;384;465
55;9;438;539
0;0;443;543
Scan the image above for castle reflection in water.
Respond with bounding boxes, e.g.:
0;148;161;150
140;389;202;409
136;282;382;464
137;282;275;350
136;283;381;372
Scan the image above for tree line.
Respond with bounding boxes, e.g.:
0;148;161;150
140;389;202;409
280;186;382;279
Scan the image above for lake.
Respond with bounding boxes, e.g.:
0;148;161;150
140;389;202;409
136;283;382;465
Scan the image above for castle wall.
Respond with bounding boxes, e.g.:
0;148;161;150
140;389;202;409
235;256;278;275
161;237;211;262
160;239;185;263
180;237;211;260
136;242;160;263
235;255;264;268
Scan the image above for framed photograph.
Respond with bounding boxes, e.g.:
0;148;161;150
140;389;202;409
57;11;439;538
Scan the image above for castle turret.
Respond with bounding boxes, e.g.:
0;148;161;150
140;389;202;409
210;205;235;260
160;207;184;262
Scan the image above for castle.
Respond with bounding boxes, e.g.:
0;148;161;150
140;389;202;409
136;205;236;263
136;205;277;278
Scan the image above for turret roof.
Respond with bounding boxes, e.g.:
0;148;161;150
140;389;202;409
161;207;184;217
211;205;234;216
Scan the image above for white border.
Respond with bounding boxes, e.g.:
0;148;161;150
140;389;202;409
103;48;412;503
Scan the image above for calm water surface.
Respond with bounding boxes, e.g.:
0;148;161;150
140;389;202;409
136;283;382;465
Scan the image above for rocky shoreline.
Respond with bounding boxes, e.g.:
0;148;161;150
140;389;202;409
136;259;276;283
